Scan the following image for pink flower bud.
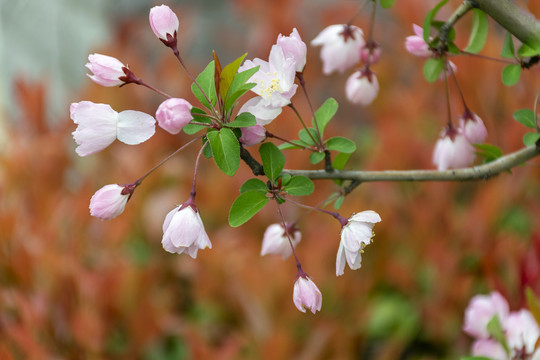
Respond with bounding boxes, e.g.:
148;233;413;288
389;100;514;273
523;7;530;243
155;98;193;134
432;125;475;170
240;125;266;147
405;24;431;57
89;184;133;220
311;24;365;74
360;41;382;65
277;28;307;72
162;204;212;258
463;291;509;339
345;69;379;106
459;110;487;144
149;5;179;41
86;54;127;87
293;276;322;314
260;223;301;259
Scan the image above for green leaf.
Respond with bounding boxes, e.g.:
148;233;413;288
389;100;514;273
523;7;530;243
280;173;291;185
259;142;285;181
312;98;338;137
423;0;448;43
501;64;521;86
224;83;257;111
513;109;537;128
332;152;352;170
432;21;456;42
278;140;308;150
207;128;240;176
518;43;540;57
501;32;515;59
423;58;444;83
326;136;357;153
183;107;212;135
220;53;247;101
464;9;489;54
298;128;319;146
202;136;213;159
283;176;314;196
229;191;269;227
240;178;268;193
473;143;503;163
487;315;510;354
309;151;325;164
227;112;256;128
191;61;217;109
523;132;540;146
379;0;395;9
334;195;344;210
224;65;260;110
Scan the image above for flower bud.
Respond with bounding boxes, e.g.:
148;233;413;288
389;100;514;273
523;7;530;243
293;276;322;314
277;28;307;72
149;5;179;41
86;54;127;87
89;184;133;220
260;223;301;259
432;125;476;170
345;69;379;106
240;125;266;147
405;24;431;57
156;98;193;134
459;110;487;144
360;41;382;65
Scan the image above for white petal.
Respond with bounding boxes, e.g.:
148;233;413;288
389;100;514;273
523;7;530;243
336;242;347;276
350;210;381;224
117;110;156;145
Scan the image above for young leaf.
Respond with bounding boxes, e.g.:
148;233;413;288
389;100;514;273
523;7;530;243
280;173;291;185
191;60;217;109
298;128;319;146
224;65;260;110
312;98;338;137
379;0;396;9
501;64;521;86
523;132;540;146
513;109;537;128
224;82;257;111
207;127;240;176
334;195;344;210
501;32;515;59
518;43;540;57
259;142;285;181
220;53;247;101
464;9;489;54
473;143;503;163
309;151;325;164
183;107;212;135
486;315;509;353
227;112;256;128
283;175;315;196
278;140;309;150
240;178;268;193
423;58;444;83
229;191;269;227
423;0;449;43
202;136;213;159
332;152;352;170
326;136;357;153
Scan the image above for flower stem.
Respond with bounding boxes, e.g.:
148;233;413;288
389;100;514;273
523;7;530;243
286;197;348;227
266;131;316;151
190;141;209;199
443;58;453;127
295;74;324;150
275;198;303;271
288;101;321;149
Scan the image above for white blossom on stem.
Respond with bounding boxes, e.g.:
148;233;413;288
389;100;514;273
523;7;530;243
345;69;379;106
89;184;134;220
260;223;301;259
293;276;322;314
432;125;475;170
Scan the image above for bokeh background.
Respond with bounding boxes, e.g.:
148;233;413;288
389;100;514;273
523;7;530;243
1;0;539;358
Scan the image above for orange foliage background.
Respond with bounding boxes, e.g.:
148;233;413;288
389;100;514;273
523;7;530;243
1;0;539;359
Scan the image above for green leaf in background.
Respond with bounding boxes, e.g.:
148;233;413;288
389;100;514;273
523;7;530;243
379;0;396;9
326;136;357;153
422;0;448;43
518;43;540;57
298;128;319;146
207;128;240;176
227;112;256;128
283;175;314;196
487;315;510;354
513;108;537;128
183;107;212;135
312;98;338;137
332;152;352;170
229;191;269;227
191;60;217;109
224;65;260;110
259;142;285;181
473;143;503;163
220;53;247;101
239;178;268;194
501;32;515;59
423;58;444;83
501;64;521;86
334;194;344;210
309;151;325;164
523;132;540;146
464;9;489;54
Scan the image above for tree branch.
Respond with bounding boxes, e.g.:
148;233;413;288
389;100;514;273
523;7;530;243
283;144;540;182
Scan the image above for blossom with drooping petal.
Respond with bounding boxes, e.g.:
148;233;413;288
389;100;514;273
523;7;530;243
86;54;127;87
345;69;379;106
89;183;135;220
432;125;475;170
471;339;508;360
149;5;179;41
506;310;540;357
459;110;488;144
277;28;307;72
240;125;266;146
156;98;193;134
161;203;212;258
463;291;510;339
336;210;381;276
260;223;301;259
311;24;365;74
293;276;322;314
71;101;156;156
405;24;431;57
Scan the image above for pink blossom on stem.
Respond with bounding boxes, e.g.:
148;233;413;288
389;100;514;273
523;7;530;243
293;276;322;314
86;54;127;87
432;125;475;170
276;28;307;72
463;291;510;339
345;69;379;106
155;98;193;134
471;339;508;360
459;110;488;144
89;184;135;220
311;24;365;74
360;41;382;65
149;5;179;41
240;125;266;147
405;24;431;57
260;223;301;259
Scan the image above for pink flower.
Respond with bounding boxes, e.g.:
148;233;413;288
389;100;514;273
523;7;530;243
293;276;322;314
162;203;212;258
506;310;540;357
360;41;382;65
432;125;475;170
471;339;508;360
89;184;135;220
459;110;488;144
71;101;156;156
240;125;266;147
336;210;381;276
405;24;431;57
260;223;301;259
345;69;379;106
276;28;307;72
86;54;127;87
149;5;179;41
155;98;193;134
463;291;510;339
311;24;365;74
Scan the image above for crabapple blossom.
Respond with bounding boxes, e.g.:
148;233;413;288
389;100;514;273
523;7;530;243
238;97;282;126
432;125;475;170
462;291;510;339
459;110;488;144
471;339;507;360
506;310;540;357
276;28;307;72
345;69;379;106
336;210;381;276
89;184;135;220
70;101;156;156
293;276;322;314
260;223;301;259
240;125;266;146
149;5;179;41
162;203;212;258
86;54;127;87
155;98;193;134
405;24;431;57
360;41;382;65
311;24;365;74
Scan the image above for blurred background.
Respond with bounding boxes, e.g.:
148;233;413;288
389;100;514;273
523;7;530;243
1;0;539;358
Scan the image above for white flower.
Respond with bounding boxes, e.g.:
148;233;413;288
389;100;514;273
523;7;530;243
336;210;381;276
89;184;133;220
260;223;301;259
293;276;322;314
506;310;540;357
345;70;379;106
432;125;476;170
